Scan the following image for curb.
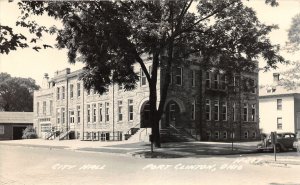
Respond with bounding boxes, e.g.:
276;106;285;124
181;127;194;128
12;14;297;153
0;142;134;158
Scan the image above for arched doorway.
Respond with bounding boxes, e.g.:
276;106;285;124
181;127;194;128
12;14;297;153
140;101;151;128
165;101;180;127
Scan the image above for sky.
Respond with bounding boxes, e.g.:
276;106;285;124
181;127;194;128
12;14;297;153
0;0;300;86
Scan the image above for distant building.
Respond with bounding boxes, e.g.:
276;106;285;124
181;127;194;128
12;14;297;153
259;73;300;134
0;112;33;140
34;60;259;142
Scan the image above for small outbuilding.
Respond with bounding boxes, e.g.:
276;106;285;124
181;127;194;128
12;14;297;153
0;112;33;140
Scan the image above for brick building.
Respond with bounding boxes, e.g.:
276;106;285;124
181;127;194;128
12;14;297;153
33;60;259;141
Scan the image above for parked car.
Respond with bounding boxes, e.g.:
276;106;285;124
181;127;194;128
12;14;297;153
257;132;297;152
293;133;300;152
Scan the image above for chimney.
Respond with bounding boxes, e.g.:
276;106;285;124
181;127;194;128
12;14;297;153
273;73;280;84
42;73;49;89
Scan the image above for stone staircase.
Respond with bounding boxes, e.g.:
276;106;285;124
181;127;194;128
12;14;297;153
160;126;197;143
127;128;151;142
58;130;74;140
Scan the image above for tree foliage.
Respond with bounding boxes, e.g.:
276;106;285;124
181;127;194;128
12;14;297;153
0;25;29;54
286;13;300;52
14;0;285;146
0;73;40;112
276;13;300;89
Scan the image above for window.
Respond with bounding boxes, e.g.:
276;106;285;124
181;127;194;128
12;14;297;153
141;68;146;86
69;110;75;124
56;87;60;100
144;102;150;121
77;83;81;97
205;99;211;121
50;100;53;115
169;104;176;121
43;101;46;115
251;104;256;121
118;84;123;91
244;131;249;139
118;101;123;121
93;104;97;123
128;100;134;121
191;70;195;87
168;72;173;85
87;89;91;96
62;86;65;99
215;131;219;140
213;100;219;121
37;102;39;115
87;105;91;123
205;72;211;88
233;103;236;121
243;103;248;122
277;117;282;130
206;131;211;140
233;76;239;92
93;132;97;140
277;99;282;110
233;76;238;86
222;131;227;139
0;125;4;134
252;132;256;139
40;123;51;132
105;102;109;122
100;132;106;141
221;101;227;121
220;75;226;90
70;84;74;98
249;79;256;93
61;108;65;124
213;73;219;89
77;106;81;124
191;99;195;120
56;108;60;124
175;67;182;86
99;103;103;123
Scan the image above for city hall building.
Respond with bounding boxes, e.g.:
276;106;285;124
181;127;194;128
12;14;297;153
33;60;259;142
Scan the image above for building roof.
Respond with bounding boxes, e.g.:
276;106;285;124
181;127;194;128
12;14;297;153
259;85;300;98
0;112;33;124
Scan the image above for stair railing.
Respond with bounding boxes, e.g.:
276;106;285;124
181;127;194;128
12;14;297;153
125;123;140;135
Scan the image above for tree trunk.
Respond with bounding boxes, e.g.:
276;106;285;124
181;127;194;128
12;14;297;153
149;51;161;148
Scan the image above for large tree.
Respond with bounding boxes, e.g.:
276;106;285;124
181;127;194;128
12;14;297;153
14;0;285;147
287;13;300;52
0;73;40;112
274;13;300;89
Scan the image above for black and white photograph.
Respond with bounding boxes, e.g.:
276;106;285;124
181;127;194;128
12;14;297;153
0;0;300;184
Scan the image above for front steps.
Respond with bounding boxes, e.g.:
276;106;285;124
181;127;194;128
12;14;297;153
160;126;197;143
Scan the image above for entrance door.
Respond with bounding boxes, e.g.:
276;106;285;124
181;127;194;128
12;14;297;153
140;101;151;128
166;101;180;127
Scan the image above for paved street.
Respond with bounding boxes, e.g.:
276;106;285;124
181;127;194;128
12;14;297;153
0;144;300;185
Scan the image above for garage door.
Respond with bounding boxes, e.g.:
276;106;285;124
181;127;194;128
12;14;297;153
13;126;27;140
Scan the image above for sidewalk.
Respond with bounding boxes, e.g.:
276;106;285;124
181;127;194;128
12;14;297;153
0;139;263;157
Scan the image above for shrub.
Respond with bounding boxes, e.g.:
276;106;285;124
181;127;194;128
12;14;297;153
22;126;38;139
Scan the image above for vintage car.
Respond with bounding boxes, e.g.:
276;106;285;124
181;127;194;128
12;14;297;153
293;133;300;152
257;132;297;152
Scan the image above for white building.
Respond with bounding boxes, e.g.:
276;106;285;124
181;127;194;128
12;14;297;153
259;73;300;134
